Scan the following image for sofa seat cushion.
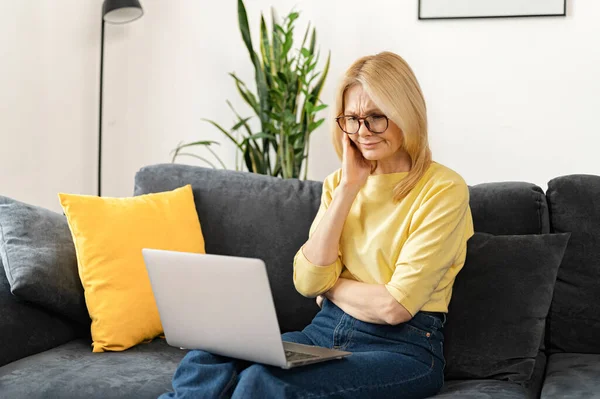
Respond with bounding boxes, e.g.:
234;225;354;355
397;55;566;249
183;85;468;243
0;338;186;399
0;264;82;367
434;380;529;398
541;353;600;399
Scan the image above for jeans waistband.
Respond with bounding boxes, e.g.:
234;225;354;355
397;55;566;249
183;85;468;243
419;311;446;325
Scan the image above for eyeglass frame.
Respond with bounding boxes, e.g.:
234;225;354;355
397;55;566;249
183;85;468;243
335;114;390;135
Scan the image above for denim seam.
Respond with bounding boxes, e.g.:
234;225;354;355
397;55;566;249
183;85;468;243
219;370;238;399
440;341;446;371
340;318;357;351
298;355;437;399
332;313;346;348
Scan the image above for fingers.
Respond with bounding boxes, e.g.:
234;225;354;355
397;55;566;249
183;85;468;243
316;295;324;308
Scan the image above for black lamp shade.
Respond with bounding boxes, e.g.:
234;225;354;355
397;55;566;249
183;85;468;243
102;0;143;24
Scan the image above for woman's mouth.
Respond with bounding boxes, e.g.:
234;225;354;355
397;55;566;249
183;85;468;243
359;141;382;149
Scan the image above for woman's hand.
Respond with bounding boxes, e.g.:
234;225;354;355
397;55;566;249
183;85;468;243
341;133;372;188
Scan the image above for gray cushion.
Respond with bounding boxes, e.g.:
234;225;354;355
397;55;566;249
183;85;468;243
435;352;546;398
444;232;570;382
546;174;600;354
541;353;600;399
435;380;529;398
469;182;550;235
134;164;323;332
468;181;550;358
0;338;186;399
0;196;88;324
0;261;81;367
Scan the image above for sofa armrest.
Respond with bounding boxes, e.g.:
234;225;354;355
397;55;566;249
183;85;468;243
0;266;83;367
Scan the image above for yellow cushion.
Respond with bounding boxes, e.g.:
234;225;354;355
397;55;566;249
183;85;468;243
58;184;205;352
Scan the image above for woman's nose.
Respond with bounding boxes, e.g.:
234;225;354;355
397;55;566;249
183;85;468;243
357;122;372;137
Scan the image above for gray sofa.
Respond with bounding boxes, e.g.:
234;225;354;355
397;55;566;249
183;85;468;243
1;163;599;398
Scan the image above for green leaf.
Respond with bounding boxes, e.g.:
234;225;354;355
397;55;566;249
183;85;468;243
277;71;288;84
304;102;314;114
271;9;281;70
229;73;259;115
267;110;282;121
237;0;255;64
301;48;311;58
282;31;293;56
174;140;220;150
248;132;277;141
243;145;256;173
173;152;217;169
308;118;325;132
288;12;300;25
299;22;311;55
242;137;266;174
309;27;317;54
306;71;321;86
274;24;286;36
226;101;254;138
260;14;274;76
201;119;241;149
309;51;330;103
238;1;269;128
231;116;253;131
204;144;228;169
313;104;328;112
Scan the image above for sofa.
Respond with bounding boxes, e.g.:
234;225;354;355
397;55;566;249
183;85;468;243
0;163;599;399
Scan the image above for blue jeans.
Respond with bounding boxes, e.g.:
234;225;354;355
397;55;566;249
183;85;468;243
159;298;446;399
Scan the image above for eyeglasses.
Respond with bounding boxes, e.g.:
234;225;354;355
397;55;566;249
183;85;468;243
335;115;389;135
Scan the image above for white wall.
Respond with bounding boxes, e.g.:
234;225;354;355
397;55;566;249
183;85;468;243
0;1;98;212
1;0;599;212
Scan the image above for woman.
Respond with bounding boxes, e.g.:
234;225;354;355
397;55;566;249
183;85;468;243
160;51;474;399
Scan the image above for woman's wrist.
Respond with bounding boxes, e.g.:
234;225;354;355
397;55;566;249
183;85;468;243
337;181;362;197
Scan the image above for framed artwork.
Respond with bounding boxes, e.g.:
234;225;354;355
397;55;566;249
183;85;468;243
418;0;567;20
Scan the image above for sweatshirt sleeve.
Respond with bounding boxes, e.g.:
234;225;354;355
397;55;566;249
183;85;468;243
293;172;343;298
385;181;473;316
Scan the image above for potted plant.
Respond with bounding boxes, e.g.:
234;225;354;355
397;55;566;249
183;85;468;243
172;0;330;179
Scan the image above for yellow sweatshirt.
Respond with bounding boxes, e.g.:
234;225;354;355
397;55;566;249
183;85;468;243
293;162;474;316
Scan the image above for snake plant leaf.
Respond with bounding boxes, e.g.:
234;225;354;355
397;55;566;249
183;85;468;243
200;118;241;149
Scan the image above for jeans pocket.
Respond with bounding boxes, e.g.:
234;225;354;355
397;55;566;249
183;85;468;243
404;322;433;338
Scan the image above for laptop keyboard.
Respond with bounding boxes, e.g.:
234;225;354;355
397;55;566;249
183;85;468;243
285;350;319;362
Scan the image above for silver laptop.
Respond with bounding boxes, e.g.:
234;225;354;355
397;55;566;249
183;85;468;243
142;248;351;369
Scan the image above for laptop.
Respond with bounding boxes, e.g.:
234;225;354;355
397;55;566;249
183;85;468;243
142;248;351;369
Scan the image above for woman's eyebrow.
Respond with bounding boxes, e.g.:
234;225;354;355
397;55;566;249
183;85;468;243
344;109;383;116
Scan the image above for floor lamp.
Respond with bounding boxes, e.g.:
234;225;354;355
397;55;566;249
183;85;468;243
98;0;144;196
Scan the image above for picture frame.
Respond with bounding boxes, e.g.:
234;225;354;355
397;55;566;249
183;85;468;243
418;0;567;20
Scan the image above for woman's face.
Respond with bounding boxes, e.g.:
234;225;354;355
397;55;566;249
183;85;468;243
342;84;404;162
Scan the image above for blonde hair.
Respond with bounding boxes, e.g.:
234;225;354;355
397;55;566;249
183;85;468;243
331;51;432;202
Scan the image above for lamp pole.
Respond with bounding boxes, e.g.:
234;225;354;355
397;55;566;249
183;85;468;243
98;19;105;197
98;0;144;196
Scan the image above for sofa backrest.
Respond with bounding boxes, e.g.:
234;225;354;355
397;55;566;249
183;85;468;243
135;164;323;333
469;182;550;235
546;174;600;354
135;164;552;335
